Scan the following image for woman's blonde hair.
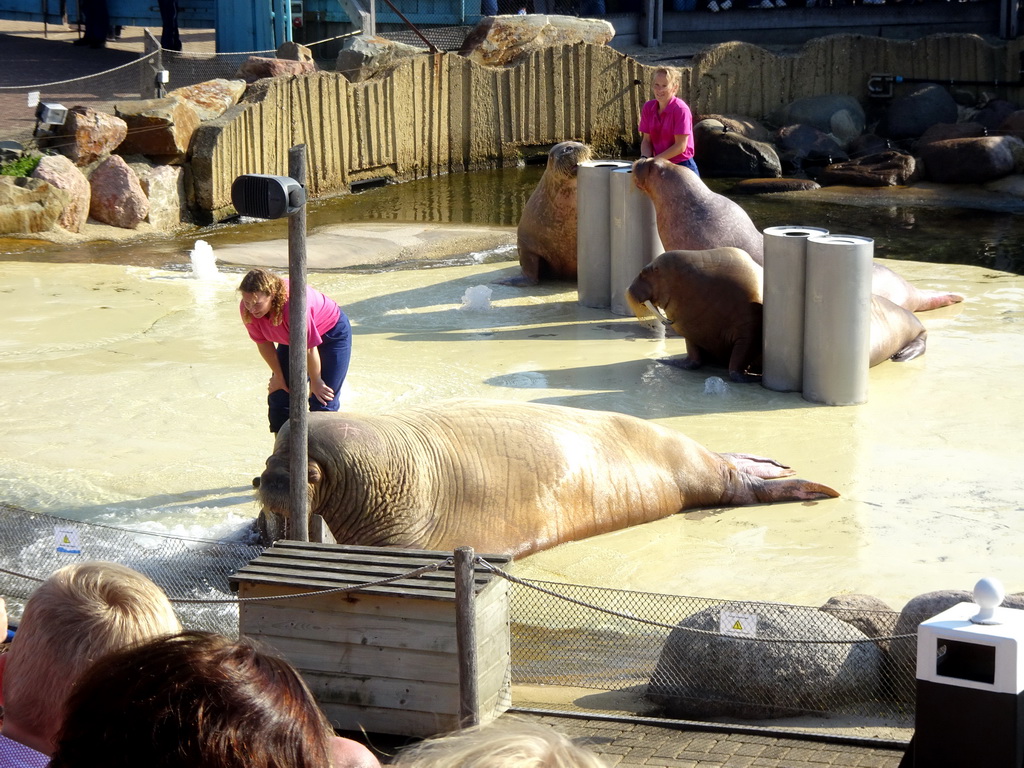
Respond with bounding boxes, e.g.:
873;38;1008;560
654;66;681;91
238;268;288;326
390;717;609;768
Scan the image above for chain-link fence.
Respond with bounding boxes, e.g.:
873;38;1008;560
0;503;262;638
495;568;921;727
1;502;923;731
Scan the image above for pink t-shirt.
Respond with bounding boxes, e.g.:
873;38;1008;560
241;282;341;349
638;96;694;163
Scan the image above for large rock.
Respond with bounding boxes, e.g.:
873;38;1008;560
818;150;919;187
132;162;185;230
31;154;90;232
458;14;614;67
918;135;1024;183
877;83;959;141
915;121;986;147
335;35;426;84
998;110;1024;140
0;176;69;234
973;97;1018;131
732;177;821;194
820;594;896;647
167;79;247;122
235;56;317;82
774;123;847;172
42;106;127;167
115;97;201;162
694;118;781;178
88;155;150;229
770;94;865;148
646;602;881;720
701;114;773;143
276;40;314;62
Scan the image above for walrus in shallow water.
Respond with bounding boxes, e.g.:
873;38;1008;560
500;141;593;286
257;399;838;557
626;249;928;382
631;157;964;312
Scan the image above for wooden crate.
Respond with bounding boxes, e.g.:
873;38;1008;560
230;541;512;738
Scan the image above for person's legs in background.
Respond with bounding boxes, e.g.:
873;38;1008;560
309;314;352;414
268;343;291;433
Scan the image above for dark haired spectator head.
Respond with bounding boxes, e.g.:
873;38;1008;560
50;630;376;768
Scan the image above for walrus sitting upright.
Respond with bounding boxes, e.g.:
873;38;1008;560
632;157;963;312
256;399;838;557
632;157;766;262
500;141;593;286
627;248;928;382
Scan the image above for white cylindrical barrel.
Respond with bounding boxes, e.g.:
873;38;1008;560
802;234;874;406
761;226;829;393
577;160;631;309
609;167;664;316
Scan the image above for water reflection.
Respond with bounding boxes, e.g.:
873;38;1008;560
2;166;1022;274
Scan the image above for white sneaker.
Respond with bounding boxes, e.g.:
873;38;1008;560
721;0;732;8
758;0;773;8
708;0;720;10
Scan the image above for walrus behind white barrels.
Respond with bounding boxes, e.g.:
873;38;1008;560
500;141;593;287
626;249;929;382
256;399;839;557
631;157;964;312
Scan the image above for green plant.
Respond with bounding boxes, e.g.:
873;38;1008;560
0;153;42;177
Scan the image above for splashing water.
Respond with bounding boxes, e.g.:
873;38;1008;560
459;284;493;311
704;376;729;396
189;240;218;280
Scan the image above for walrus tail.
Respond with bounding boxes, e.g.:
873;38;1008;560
913;291;964;311
752;477;840;503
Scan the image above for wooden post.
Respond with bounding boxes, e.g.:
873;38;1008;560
454;546;479;728
288;144;309;542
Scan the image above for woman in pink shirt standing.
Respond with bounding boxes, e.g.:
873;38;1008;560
238;268;352;434
637;66;700;176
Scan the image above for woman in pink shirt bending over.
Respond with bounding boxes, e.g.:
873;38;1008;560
637;66;700;176
238;268;352;434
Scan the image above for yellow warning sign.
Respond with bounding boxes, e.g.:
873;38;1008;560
719;611;758;638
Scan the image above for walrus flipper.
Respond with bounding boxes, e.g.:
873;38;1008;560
720;453;794;479
890;331;927;362
750;477;841;503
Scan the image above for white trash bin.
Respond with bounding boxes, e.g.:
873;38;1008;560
914;578;1024;767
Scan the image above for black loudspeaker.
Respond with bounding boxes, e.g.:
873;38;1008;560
230;174;306;219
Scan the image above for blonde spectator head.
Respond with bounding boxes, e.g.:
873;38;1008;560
1;561;181;753
390;717;609;768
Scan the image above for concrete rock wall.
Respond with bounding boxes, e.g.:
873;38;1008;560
189;34;1024;222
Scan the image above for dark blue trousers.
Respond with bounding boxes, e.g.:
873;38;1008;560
676;157;700;176
267;312;352;433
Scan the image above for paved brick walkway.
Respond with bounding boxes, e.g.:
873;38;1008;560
364;711;909;767
523;713;907;768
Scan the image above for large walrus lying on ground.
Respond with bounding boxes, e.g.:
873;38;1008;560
257;399;838;557
631;157;964;312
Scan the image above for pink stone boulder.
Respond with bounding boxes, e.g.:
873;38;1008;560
88;155;150;229
31;154;91;232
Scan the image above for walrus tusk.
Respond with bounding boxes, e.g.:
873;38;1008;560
644;300;670;325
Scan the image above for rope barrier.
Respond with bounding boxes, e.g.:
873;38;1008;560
0;51;160;91
475;557;919;644
0;549;916;643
